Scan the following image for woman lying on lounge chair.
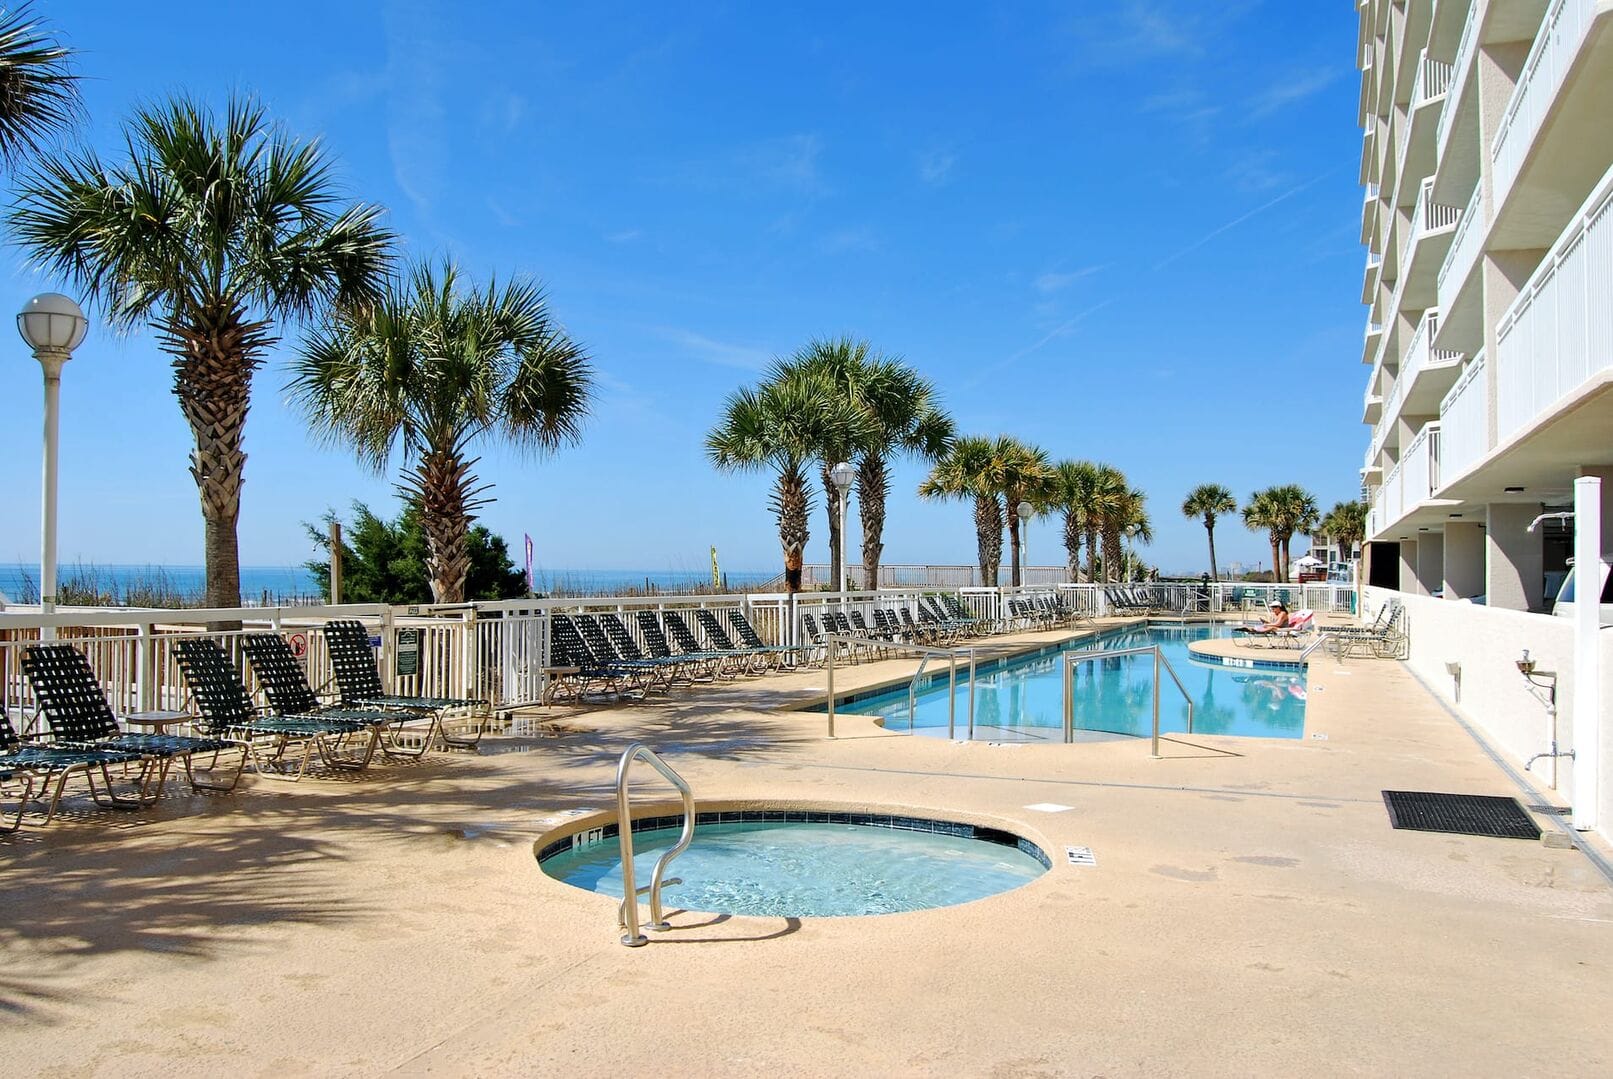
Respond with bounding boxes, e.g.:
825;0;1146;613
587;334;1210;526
1234;601;1291;635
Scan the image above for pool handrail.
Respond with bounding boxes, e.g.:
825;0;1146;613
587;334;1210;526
822;635;977;740
615;742;695;947
1060;644;1194;758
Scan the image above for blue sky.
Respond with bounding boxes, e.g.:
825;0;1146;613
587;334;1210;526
0;0;1363;579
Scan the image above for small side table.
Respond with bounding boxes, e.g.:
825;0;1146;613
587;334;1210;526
122;710;191;733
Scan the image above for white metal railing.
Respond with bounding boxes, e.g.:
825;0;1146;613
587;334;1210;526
1385;309;1463;427
1438;184;1484;308
1062;644;1192;758
1494;160;1613;446
1382;457;1405;530
1492;0;1599;210
1414;50;1454;104
614;743;694;947
1403;422;1442;507
1419;176;1462;232
1438;351;1489;487
1436;0;1479;153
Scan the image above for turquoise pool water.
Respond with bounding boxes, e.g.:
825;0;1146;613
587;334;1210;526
834;623;1307;741
540;818;1048;917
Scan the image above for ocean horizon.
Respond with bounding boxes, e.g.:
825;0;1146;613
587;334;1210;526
0;562;779;602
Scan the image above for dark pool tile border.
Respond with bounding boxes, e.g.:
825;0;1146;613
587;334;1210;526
537;808;1049;869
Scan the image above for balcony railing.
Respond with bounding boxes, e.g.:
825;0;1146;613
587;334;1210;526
1437;185;1483;309
1492;0;1601;211
1438;351;1488;488
1413;52;1455;104
1402;422;1442;507
1494;162;1613;445
1418;176;1462;232
1435;0;1478;153
1383;309;1463;426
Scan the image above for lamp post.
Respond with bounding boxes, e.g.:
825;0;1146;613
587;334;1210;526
1016;500;1032;588
830;461;856;594
18;294;88;640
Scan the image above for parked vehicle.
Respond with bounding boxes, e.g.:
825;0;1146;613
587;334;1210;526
1550;554;1613;625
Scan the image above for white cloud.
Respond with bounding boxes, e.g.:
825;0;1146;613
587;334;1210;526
918;148;956;185
658;328;772;372
1248;69;1341;119
1033;265;1105;294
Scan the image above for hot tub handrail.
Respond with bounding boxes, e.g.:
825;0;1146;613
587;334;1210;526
615;742;695;947
1060;644;1194;757
822;635;976;740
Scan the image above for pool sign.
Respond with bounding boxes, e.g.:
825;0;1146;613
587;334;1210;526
286;631;309;665
396;628;421;677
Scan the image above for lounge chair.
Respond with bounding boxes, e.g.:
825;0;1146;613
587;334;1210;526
22;643;247;796
322;620;490;750
568;614;668;690
724;609;802;669
1319;602;1406;659
661;609;747;677
173;638;381;781
1235;609;1316;648
692;609;776;673
1;706;152;825
634;610;721;680
595;613;694;686
240;633;415;754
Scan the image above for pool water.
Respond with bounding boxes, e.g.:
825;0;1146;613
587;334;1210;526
837;624;1306;741
540;819;1048;917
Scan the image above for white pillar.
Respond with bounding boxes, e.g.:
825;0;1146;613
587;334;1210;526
1572;476;1601;831
38;351;66;640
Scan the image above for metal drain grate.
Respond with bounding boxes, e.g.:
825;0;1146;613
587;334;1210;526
1382;791;1542;840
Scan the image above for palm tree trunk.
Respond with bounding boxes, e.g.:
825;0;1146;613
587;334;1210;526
416;447;475;603
1063;512;1082;581
1103;527;1122;583
1006;511;1022;587
168;309;268;622
1280;535;1292;583
1086;526;1100;583
973;494;1002;587
1206;521;1219;582
820;463;841;592
778;466;810;594
1269;531;1282;584
856;455;888;591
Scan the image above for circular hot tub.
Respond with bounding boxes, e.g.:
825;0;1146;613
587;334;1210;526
535;807;1050;918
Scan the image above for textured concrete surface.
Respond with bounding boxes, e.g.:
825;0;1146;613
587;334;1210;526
3;628;1611;1077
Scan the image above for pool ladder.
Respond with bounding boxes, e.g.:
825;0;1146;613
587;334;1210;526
615;743;695;947
1061;644;1193;758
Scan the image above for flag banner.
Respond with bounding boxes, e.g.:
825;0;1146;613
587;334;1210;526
524;533;535;592
710;546;720;589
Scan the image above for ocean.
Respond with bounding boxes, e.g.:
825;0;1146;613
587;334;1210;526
0;563;777;603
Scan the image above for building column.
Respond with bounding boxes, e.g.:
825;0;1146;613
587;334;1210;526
1399;539;1422;595
1487;503;1544;612
1415;532;1445;595
1443;521;1485;599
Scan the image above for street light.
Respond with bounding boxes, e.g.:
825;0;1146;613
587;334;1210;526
1016;500;1033;588
830;461;856;594
18;293;88;640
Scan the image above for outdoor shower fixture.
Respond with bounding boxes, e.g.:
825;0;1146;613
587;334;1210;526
1527;510;1574;533
1444;660;1461;703
1516;650;1573;780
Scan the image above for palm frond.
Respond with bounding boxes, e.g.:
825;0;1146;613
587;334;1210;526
0;3;79;166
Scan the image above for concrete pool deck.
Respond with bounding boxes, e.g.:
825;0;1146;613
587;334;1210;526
4;623;1613;1076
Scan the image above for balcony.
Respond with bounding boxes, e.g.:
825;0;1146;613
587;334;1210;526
1380;177;1463;329
1494;160;1613;446
1432;0;1480;204
1490;0;1609;220
1371;421;1444;539
1362;319;1384;366
1382;309;1465;430
1362;251;1383;304
1435;185;1484;353
1364;384;1384;425
1437;351;1489;489
1361;182;1380;244
1394;52;1454;195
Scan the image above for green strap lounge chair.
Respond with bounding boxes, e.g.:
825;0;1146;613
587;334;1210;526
1;707;152;825
173;638;380;781
322;620;489;750
22;643;247;796
240;633;423;757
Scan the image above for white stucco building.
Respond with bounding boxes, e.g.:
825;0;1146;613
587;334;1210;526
1355;0;1612;839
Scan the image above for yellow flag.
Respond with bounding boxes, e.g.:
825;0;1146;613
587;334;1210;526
710;546;720;589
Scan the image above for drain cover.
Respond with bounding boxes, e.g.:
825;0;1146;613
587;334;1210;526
1382;791;1542;840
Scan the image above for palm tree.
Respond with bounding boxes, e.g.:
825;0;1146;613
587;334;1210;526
998;438;1054;586
0;4;79;168
1105;486;1151;583
1085;464;1128;582
708;367;871;593
1269;484;1320;581
1319;500;1367;563
919;436;1005;586
1243;489;1284;582
785;338;953;590
290;259;593;603
1050;460;1099;581
1181;484;1237;582
12;95;392;609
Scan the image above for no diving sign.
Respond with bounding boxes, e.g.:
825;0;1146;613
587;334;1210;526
286;631;310;666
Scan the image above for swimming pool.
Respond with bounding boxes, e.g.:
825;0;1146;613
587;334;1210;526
538;811;1049;917
830;623;1307;742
